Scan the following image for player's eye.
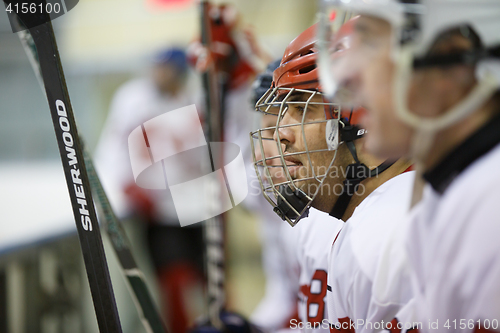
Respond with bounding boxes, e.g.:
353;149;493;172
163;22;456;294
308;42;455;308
284;102;305;113
295;105;305;114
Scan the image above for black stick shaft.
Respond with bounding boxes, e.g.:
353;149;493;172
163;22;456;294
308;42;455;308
83;148;167;333
29;21;122;332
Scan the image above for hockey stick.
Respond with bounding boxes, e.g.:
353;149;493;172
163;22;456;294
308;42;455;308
200;0;226;329
13;8;167;333
83;148;167;333
3;4;123;332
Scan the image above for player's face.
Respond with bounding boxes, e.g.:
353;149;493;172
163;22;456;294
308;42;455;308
153;63;182;93
326;16;411;158
274;92;347;212
344;16;414;159
345;16;473;160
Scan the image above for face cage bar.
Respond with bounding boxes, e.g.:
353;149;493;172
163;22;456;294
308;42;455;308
251;87;340;226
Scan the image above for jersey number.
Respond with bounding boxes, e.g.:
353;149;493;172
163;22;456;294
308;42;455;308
305;269;328;323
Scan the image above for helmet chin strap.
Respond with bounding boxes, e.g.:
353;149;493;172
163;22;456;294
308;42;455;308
329;123;394;220
274;185;310;225
394;46;499;132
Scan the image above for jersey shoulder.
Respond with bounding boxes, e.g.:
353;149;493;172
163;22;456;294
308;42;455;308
434;143;500;244
327;172;415;322
297;208;342;281
348;171;415;279
114;78;157;102
410;144;500;326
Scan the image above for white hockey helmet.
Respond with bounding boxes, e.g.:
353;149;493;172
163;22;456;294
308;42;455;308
317;0;500;132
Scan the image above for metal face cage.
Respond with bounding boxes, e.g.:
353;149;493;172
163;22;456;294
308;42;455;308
250;86;340;226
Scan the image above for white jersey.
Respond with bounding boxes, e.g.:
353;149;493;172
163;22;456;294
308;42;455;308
294;209;343;333
327;171;415;333
251;207;342;333
407;128;500;333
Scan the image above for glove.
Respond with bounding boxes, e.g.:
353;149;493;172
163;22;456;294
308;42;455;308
123;183;156;223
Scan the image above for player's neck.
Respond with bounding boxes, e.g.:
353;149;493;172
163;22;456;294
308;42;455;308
341;159;413;222
424;97;499;172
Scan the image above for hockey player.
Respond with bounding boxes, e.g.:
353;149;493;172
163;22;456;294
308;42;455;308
251;60;344;333
94;47;205;333
252;22;416;332
317;1;500;332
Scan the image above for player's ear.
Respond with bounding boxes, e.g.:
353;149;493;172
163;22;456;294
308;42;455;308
427;29;479;115
440;65;476;104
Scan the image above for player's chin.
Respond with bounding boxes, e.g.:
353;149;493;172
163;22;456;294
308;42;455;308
283;163;304;179
268;169;287;184
364;131;387;159
291;178;319;198
365;132;406;161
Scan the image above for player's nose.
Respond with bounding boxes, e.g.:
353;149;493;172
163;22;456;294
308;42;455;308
273;113;295;147
254;143;263;163
343;73;363;105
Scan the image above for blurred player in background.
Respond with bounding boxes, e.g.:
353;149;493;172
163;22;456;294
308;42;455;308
253;22;417;332
187;2;272;187
94;47;205;333
317;1;500;331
